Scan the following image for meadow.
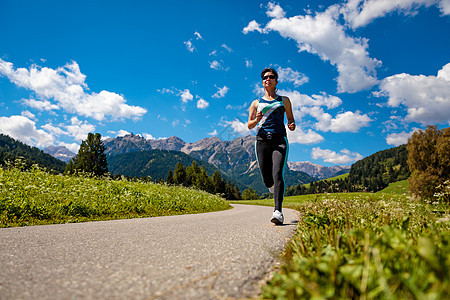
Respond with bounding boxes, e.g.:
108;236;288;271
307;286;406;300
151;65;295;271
0;164;231;227
235;180;450;299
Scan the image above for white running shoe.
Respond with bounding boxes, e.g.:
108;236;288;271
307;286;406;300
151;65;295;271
269;185;274;194
271;210;284;225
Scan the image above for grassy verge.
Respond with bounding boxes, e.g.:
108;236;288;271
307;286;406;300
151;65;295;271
232;182;450;299
0;165;231;228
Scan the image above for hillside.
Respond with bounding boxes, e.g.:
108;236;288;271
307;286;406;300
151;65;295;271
0;134;66;173
107;148;235;184
286;144;410;195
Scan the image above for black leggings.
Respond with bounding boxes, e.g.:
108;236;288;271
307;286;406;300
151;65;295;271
255;136;289;212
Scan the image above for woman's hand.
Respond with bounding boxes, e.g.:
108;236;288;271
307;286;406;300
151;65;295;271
288;121;296;131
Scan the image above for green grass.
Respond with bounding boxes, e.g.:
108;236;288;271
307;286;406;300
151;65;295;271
0;165;231;228
233;182;450;299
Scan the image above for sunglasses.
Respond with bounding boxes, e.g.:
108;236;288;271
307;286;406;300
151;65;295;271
262;75;276;80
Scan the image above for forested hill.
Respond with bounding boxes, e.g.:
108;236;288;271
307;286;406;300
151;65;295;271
107;149;246;189
347;144;409;191
0;134;66;173
287;144;410;195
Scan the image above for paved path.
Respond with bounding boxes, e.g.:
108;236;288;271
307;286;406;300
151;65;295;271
0;204;298;299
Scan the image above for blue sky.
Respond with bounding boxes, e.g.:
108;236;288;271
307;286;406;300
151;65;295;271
1;0;449;166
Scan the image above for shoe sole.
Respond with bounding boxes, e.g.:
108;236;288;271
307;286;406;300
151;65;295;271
271;217;283;225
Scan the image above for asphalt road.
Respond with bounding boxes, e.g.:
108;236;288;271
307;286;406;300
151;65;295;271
0;204;298;299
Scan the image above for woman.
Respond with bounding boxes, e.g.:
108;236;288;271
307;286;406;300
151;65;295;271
248;67;296;225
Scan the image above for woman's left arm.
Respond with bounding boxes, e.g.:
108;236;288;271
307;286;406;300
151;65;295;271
283;96;296;131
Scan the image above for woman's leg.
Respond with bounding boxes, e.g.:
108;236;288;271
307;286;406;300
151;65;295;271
272;138;288;212
255;140;274;189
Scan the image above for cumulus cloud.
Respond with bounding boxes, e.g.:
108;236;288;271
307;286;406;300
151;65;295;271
377;62;450;125
223;119;251;136
244;3;381;93
308;107;372;133
180;89;194;103
267;2;286;19
197;98;209;109
342;0;448;29
386;129;417;146
0;59;147;121
287;128;324;144
277;67;309;87
0;115;54;148
257;4;380;93
312;147;363;164
66;117;96;142
212;85;229;98
243;20;264;34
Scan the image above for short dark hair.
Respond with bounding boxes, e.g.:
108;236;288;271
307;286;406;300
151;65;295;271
261;67;278;80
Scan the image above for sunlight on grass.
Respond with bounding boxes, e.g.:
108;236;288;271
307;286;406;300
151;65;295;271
0;165;231;227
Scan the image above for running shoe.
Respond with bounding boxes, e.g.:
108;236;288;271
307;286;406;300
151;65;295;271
271;210;284;225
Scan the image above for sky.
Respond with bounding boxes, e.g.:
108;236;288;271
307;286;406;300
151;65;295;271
0;0;449;167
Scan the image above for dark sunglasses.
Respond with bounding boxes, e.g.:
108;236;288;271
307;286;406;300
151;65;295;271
262;75;276;80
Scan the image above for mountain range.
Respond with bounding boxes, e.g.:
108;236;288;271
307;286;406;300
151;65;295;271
43;134;349;193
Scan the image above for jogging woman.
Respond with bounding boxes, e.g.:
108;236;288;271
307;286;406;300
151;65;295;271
247;67;296;225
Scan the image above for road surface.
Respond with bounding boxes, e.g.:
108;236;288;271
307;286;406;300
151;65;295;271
0;204;298;299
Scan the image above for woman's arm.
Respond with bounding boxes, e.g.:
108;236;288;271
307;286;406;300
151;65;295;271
247;100;262;130
283;96;296;131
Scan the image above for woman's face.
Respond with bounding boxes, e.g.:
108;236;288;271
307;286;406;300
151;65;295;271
262;71;277;89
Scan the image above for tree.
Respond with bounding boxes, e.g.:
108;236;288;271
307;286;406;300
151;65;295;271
68;133;108;176
242;187;259;200
407;125;450;201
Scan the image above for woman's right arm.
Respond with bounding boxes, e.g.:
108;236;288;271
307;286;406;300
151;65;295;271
248;100;262;130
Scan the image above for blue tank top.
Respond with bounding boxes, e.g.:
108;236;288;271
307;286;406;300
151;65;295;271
256;96;286;137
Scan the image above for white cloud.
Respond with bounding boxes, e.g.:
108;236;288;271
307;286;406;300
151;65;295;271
243;20;264;34
212;85;229;99
277;67;309;87
21;110;36;120
386;129;417;146
312;147;363;164
210;60;223;70
116;130;130;137
194;31;203;40
0;115;54;148
245;4;380;93
377;62;450;125
439;0;450;14
281;90;343;109
267;2;286;19
309;107;372;133
197;98;209;109
224;119;251;135
342;0;445;29
0;59;147;121
287;128;324;144
245;59;253;68
66;117;96;142
143;133;155;140
221;44;233;52
180;89;194;103
268;6;380;93
208;129;218;136
184;40;195;52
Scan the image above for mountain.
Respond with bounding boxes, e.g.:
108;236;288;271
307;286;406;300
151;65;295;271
43;146;75;163
0;134;66;173
287;161;350;179
104;134;317;194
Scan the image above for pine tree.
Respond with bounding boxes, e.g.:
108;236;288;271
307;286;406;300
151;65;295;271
71;133;108;176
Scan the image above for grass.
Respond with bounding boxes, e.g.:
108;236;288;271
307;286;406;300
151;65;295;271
232;181;450;299
0;165;231;228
